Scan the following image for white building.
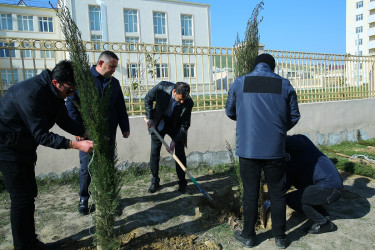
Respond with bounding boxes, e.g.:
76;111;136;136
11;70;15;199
0;0;63;87
346;0;375;56
0;0;213;91
63;0;211;47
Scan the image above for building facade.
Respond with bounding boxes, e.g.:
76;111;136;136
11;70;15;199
346;0;375;56
0;0;213;93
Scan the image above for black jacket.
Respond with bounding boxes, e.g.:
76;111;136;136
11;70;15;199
145;81;193;146
0;70;85;163
66;66;130;141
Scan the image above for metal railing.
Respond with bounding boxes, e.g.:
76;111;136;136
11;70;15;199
1;37;374;115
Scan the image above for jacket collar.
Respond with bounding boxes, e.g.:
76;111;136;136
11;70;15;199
254;62;273;72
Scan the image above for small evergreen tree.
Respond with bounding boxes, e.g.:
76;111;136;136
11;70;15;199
53;1;122;248
234;1;264;77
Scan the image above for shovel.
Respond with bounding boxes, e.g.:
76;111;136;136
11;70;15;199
144;118;215;206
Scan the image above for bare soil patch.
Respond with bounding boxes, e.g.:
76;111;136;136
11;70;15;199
1;168;375;249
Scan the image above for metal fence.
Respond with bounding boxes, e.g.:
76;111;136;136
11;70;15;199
1;37;374;115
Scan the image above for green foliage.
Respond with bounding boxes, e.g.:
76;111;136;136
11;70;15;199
233;1;264;77
320;139;375;179
226;141;242;201
54;1;122;248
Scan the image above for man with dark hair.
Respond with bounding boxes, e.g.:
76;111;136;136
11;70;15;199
226;53;300;249
66;50;130;215
0;60;94;249
144;81;193;194
285;134;343;234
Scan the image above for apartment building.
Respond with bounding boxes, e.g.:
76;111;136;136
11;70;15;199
0;0;212;91
346;0;375;55
0;0;63;87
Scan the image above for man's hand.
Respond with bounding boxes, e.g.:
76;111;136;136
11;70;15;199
72;140;94;153
123;131;130;138
168;141;175;153
75;136;86;141
145;118;154;128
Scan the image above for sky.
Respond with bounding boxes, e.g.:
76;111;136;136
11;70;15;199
187;0;346;54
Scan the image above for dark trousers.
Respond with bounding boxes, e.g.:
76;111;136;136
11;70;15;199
150;124;186;186
240;157;286;238
286;185;342;224
79;151;91;202
0;160;38;249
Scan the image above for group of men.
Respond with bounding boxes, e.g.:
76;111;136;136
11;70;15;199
0;51;343;249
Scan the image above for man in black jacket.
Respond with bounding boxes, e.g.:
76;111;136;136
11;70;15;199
144;81;193;193
0;60;93;249
285;134;343;234
66;51;130;215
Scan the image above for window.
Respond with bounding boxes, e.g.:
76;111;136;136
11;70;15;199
127;63;139;78
183;63;195;78
38;17;53;32
124;9;138;33
155;38;167;52
0;13;12;30
40;43;54;58
0;42;16;58
125;37;139;51
22;43;33;58
89;6;101;31
155;63;168;78
358;38;363;45
91;35;102;50
1;69;18;85
356;1;363;8
153;12;166;34
356;14;363;21
17;15;33;31
356;26;363;33
182;39;193;53
24;69;35;80
358;51;363;56
181;15;192;36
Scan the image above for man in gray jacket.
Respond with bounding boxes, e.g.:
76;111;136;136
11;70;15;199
226;53;300;249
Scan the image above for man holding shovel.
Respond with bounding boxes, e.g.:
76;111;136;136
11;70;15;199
144;81;193;194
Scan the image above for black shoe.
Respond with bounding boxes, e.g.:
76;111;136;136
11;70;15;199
78;200;89;215
178;184;187;194
31;238;46;250
234;230;255;248
275;236;287;249
308;220;336;234
148;183;160;193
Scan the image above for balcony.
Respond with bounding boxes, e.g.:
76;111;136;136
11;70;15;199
368;14;375;24
368;40;375;50
368;27;375;36
369;1;375;11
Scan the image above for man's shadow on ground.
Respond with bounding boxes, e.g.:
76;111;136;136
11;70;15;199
51;170;238;249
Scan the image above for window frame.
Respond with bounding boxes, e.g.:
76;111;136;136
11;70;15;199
181;14;193;36
38;16;53;32
183;63;195;78
153;12;166;35
89;5;101;31
17;15;34;31
0;13;13;30
124;9;138;33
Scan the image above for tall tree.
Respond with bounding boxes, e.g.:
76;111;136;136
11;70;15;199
53;1;122;248
234;1;264;77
